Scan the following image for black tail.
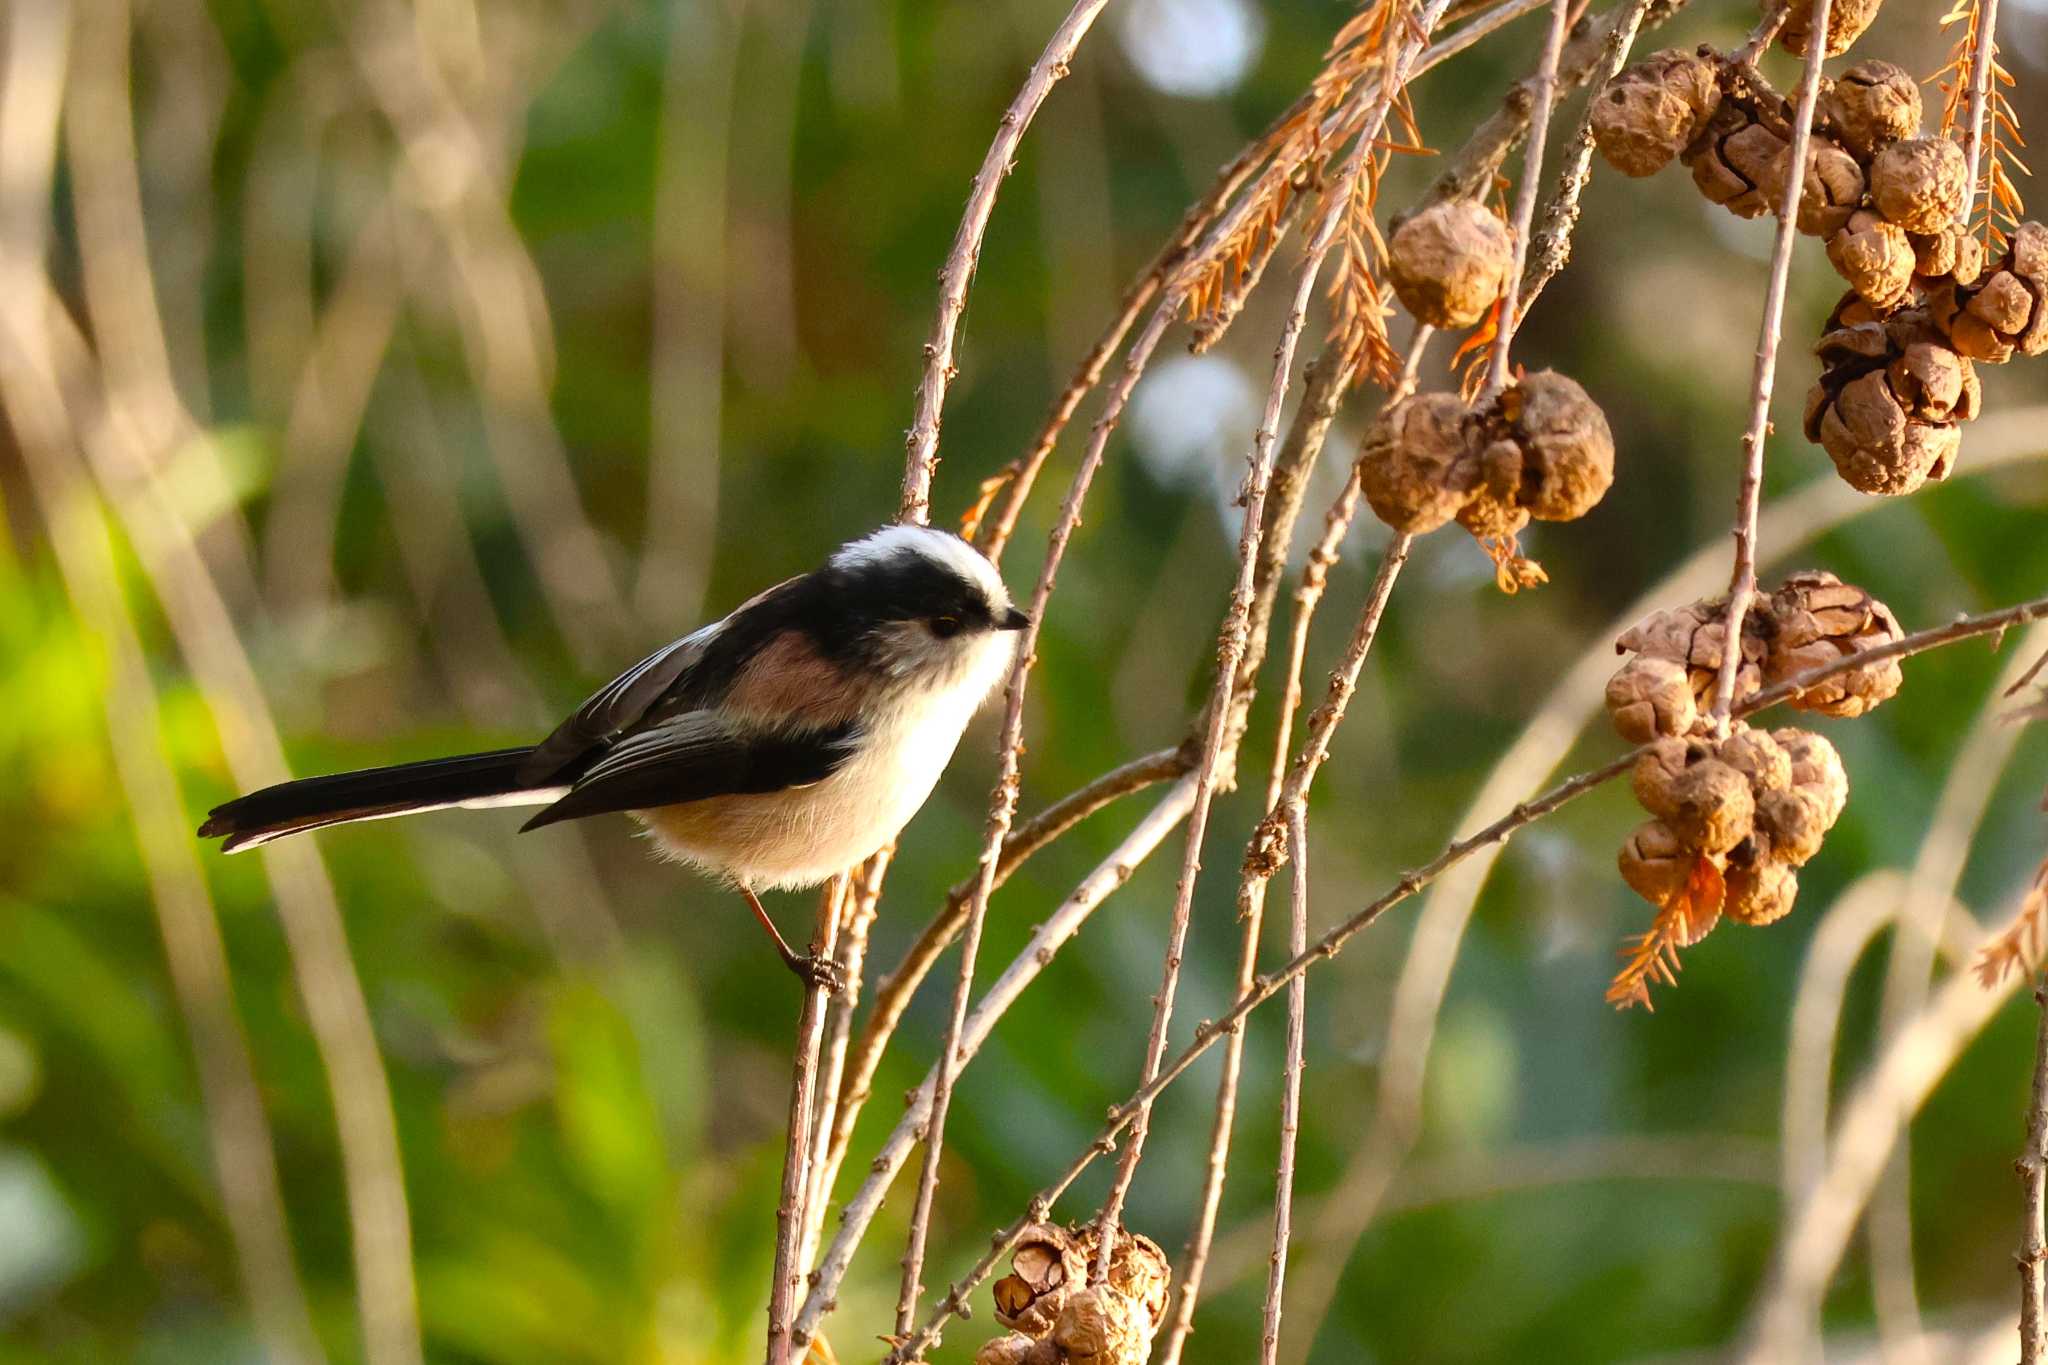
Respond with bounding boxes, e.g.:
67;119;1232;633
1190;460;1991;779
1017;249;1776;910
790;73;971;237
197;747;558;852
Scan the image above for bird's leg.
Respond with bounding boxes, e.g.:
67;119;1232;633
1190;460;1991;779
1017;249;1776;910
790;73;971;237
739;885;845;994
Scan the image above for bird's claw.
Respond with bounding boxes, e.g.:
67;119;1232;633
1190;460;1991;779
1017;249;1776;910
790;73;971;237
792;953;847;996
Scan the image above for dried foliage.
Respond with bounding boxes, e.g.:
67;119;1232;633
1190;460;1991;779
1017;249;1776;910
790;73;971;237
1977;859;2048;987
1934;0;2030;251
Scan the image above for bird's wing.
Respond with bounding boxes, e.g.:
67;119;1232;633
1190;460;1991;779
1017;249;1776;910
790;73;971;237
518;577;802;784
519;711;858;831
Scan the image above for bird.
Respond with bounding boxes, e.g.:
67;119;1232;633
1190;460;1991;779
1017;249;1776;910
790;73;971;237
198;525;1029;988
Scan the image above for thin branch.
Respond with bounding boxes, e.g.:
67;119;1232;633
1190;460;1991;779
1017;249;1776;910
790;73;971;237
1260;800;1312;1365
899;590;2048;1356
1962;0;2004;221
1707;0;1830;725
1519;0;1654;308
1483;0;1571;397
802;848;891;1273
1731;0;1791;65
2021;974;2048;1365
766;888;846;1365
898;0;1111;526
1159;327;1429;1364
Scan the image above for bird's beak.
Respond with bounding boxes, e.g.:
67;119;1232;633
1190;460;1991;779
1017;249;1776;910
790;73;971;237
998;606;1031;632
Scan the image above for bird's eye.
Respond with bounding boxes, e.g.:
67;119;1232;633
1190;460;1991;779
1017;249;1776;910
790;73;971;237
930;615;962;638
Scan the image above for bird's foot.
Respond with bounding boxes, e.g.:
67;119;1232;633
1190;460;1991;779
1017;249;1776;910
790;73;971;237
789;952;847;996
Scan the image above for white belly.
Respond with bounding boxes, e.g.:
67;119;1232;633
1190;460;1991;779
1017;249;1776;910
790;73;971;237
635;689;986;890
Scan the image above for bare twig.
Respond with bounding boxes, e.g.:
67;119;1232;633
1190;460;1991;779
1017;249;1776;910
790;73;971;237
1707;0;1829;726
898;0;1111;525
1961;0;2004;219
1731;0;1790;65
766;888;846;1365
2021;975;2048;1365
1519;0;1654;308
1483;0;1571;397
1260;799;1312;1365
900;590;2048;1356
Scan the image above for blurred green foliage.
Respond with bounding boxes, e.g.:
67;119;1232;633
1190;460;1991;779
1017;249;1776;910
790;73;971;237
6;0;2048;1361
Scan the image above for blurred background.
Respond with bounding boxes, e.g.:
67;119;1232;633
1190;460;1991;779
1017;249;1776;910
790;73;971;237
5;0;2048;1360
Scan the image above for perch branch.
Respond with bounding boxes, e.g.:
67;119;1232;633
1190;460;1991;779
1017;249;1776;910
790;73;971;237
1260;800;1313;1365
766;888;845;1365
2022;975;2048;1365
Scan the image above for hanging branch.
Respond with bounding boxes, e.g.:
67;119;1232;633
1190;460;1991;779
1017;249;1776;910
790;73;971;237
1260;800;1314;1365
1482;0;1571;398
895;590;2048;1356
2022;972;2048;1365
898;0;1112;525
1706;0;1831;726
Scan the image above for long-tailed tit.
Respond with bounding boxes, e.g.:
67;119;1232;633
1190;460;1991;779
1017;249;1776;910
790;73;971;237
199;525;1028;987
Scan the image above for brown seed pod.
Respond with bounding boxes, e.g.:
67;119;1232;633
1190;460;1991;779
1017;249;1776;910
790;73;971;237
1665;758;1757;856
1615;600;1768;708
1717;725;1792;794
1763;571;1905;717
1757;786;1832;866
1468;370;1617;524
1051;1287;1151;1365
1826;210;1915;310
1804;315;1976;496
1360;392;1476;535
1821;60;1922;160
977;1336;1057;1365
1924;221;2048;362
1725;857;1800;926
1619;819;1694;906
994;1224;1083;1336
1868;137;1970;234
1762;135;1866;237
1684;100;1787;218
1774;727;1850;826
1909;222;1985;288
1606;654;1699;743
1389;200;1514;329
1590;48;1723;178
1776;0;1885;58
1631;736;1696;824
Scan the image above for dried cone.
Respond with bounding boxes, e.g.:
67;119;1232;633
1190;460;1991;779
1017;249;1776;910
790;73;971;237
1776;0;1885;57
1615;600;1768;708
1868;137;1969;234
1619;819;1693;906
1725;857;1800;926
1757;786;1833;865
1826;210;1914;310
1717;725;1792;794
1775;727;1850;825
1606;654;1699;743
977;1337;1056;1365
1821;61;1921;160
1925;221;2048;363
1360;392;1476;535
1388;200;1513;329
1762;135;1865;237
1685;100;1788;218
1664;759;1756;856
1909;221;1985;288
1764;571;1904;716
993;1224;1082;1336
1051;1288;1149;1365
1457;370;1615;537
1590;47;1722;177
1804;314;1977;495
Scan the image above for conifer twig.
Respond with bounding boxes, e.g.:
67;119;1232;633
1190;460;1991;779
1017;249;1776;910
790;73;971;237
766;888;845;1365
1707;0;1830;726
1260;799;1313;1365
1482;0;1571;398
2020;973;2048;1365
